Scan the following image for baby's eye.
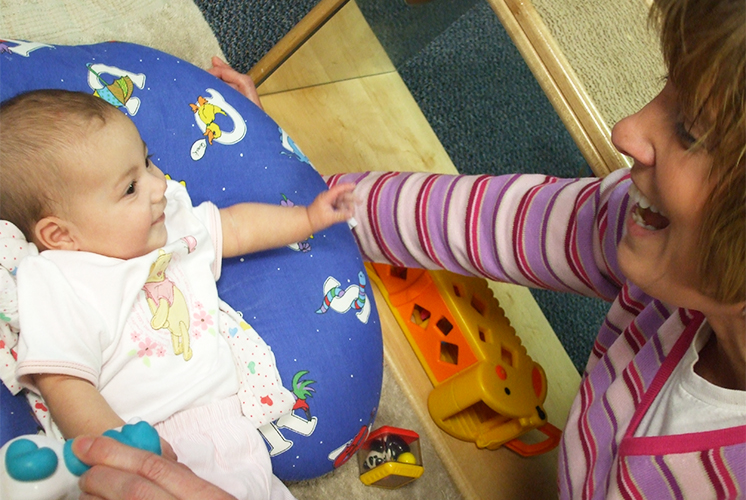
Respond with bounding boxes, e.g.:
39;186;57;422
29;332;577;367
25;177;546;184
145;154;153;168
126;181;137;195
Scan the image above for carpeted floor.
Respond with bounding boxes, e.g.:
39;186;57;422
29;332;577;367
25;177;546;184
192;0;322;74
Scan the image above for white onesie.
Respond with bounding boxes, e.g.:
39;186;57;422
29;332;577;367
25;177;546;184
15;180;296;500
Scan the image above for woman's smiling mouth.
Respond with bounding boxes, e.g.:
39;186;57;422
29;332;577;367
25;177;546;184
628;183;671;230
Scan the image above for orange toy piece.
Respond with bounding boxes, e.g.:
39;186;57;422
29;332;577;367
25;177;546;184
367;263;561;456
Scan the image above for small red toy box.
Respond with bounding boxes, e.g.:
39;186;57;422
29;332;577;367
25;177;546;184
357;426;424;489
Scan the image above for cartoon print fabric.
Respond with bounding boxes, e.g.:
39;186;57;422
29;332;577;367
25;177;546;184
0;39;382;481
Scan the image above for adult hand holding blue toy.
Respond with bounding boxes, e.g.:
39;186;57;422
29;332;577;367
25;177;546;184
1;421;232;500
73;430;236;500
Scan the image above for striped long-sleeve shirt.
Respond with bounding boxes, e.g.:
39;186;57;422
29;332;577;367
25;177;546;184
326;168;745;499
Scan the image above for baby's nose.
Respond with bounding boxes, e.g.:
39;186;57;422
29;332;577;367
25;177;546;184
152;175;167;202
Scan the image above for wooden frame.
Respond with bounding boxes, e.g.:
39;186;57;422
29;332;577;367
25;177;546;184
249;0;350;87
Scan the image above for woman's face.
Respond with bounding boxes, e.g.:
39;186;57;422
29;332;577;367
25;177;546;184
612;81;720;313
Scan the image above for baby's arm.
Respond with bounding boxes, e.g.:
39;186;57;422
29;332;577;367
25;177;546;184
220;183;356;258
33;374;125;438
33;374;177;460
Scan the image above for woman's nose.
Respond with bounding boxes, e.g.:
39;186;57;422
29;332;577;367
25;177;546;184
611;111;655;168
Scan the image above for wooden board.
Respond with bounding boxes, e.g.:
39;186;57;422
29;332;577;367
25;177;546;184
249;0;350;87
258;0;395;95
262;71;457;176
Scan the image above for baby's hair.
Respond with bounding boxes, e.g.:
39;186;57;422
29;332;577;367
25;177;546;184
0;89;118;242
652;0;745;303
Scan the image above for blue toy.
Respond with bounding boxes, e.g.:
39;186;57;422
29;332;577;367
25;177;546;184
0;39;382;481
0;421;160;500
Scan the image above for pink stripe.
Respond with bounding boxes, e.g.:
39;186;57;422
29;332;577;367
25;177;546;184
618;285;645;316
623;322;645;354
618;458;644;500
465;176;491;275
703;448;739;499
596;203;621;290
514;179;554;287
622;363;644;406
368;172;404;267
564;182;598;290
577;378;597;500
621;425;746;456
591;338;607;360
622;312;703;443
415;175;443;268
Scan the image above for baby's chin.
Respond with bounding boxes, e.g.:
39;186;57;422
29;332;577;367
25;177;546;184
136;235;168;258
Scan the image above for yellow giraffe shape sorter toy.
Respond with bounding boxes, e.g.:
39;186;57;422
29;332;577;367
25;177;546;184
367;263;560;456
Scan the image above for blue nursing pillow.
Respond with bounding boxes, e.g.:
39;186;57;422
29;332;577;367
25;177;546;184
0;40;382;481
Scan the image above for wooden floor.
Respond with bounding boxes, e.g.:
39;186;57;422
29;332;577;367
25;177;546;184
258;3;581;498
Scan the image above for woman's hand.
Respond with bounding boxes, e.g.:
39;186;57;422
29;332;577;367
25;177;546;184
207;56;263;110
73;435;237;500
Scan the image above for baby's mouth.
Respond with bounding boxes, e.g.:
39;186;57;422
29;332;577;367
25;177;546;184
628;184;670;230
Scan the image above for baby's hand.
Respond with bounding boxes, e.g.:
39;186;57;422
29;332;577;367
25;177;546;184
207;56;263;110
307;183;357;233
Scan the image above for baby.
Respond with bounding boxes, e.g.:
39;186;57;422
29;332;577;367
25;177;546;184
0;89;355;500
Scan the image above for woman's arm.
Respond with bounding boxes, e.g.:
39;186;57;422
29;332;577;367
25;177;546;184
326;170;631;300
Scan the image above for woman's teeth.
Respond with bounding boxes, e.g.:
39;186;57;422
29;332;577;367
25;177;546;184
628;184;670;230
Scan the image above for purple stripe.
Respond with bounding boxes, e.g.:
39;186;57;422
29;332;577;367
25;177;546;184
656;455;684;499
723;444;746;495
599;388;620;495
574;181;620;299
428;175;469;274
367;173;419;267
480;174;521;281
608;176;632;286
537;181;586;292
622;455;679;499
633;333;665;391
559;434;574;500
391;174;424;267
650;330;667;367
583;355;620;493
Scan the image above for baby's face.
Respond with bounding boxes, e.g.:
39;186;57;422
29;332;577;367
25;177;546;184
61;111;168;259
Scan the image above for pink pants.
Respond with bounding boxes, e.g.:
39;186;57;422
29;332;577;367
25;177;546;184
155;396;296;500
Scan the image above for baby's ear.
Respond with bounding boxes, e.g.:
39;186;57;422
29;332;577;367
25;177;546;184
34;217;76;251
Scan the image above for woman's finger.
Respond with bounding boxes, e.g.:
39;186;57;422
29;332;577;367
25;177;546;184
73;436;236;500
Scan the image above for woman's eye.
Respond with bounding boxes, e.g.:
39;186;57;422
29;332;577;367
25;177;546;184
675;121;697;148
